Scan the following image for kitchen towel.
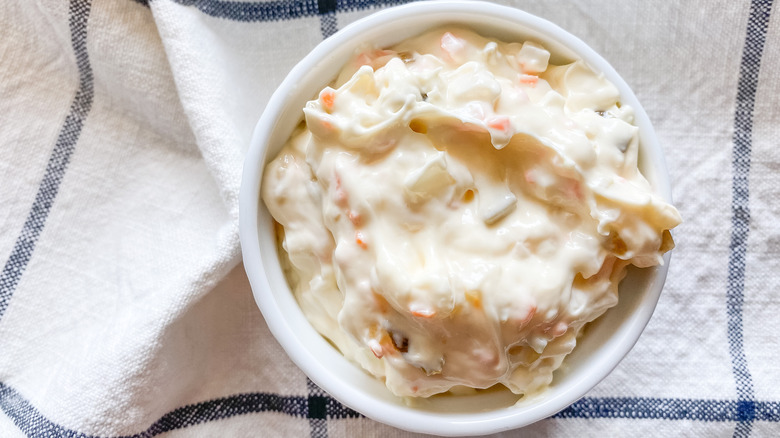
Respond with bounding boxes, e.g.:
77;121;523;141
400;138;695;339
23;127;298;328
0;0;778;436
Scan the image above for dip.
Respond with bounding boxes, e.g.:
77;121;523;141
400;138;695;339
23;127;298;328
261;28;681;398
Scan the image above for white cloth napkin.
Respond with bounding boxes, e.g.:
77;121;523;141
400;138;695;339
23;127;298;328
1;0;778;436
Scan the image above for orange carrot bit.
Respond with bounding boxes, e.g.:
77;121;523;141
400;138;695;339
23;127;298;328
487;116;511;132
465;290;483;309
519;74;538;86
355;231;368;249
320;88;335;112
410;307;435;318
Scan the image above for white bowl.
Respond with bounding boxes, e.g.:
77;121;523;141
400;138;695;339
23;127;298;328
240;1;674;435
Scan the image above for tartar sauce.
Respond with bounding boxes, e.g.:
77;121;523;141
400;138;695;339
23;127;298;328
262;28;681;398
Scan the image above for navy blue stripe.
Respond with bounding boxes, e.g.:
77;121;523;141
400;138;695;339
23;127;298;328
318;12;338;39
318;0;336;14
305;378;360;437
316;0;338;40
307;379;329;438
169;0;320;21
3;376;779;438
555;397;780;423
138;392;309;436
726;0;773;437
0;0;94;322
335;0;410;11
0;380;361;437
0;381;310;438
167;0;411;21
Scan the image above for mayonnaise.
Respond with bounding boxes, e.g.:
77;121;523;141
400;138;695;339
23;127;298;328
262;28;681;398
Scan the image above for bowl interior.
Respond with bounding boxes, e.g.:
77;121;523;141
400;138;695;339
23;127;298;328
242;2;672;435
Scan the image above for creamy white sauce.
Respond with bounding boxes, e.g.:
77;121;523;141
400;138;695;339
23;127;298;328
262;28;681;398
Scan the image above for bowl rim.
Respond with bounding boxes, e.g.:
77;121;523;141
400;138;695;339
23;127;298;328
240;1;673;435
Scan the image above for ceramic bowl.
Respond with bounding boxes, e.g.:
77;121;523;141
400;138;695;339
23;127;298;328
239;1;673;435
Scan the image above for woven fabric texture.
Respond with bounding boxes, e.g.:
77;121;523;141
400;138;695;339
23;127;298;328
1;0;778;436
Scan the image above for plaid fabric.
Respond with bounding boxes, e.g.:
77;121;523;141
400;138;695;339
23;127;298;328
1;0;779;436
